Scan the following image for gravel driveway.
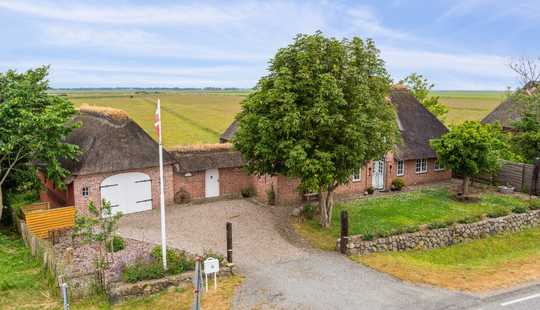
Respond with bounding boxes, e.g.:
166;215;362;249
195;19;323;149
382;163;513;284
119;199;478;309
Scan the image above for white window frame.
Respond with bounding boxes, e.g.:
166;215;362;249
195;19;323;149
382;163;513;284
82;186;89;198
352;168;362;182
415;159;427;174
434;160;445;171
396;160;405;176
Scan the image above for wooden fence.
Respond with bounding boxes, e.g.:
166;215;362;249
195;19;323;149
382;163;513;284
475;160;540;194
23;204;76;239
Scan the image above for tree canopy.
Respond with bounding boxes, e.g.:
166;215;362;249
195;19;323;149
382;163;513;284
0;66;79;219
431;121;510;195
233;32;397;227
510;84;540;163
400;73;448;119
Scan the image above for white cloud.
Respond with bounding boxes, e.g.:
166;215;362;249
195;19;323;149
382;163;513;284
43;25;269;62
347;7;414;41
0;0;246;26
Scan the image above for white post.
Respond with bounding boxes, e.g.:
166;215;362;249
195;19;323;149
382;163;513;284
157;98;168;270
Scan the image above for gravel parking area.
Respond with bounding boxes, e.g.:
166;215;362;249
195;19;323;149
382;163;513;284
118;199;304;270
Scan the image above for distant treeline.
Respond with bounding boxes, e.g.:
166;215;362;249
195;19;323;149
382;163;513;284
51;87;252;91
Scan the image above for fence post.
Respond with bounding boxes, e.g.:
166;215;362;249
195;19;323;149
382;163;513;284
226;222;233;264
340;210;349;254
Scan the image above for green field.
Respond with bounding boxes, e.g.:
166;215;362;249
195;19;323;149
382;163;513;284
64;91;248;147
59;90;506;146
432;91;507;126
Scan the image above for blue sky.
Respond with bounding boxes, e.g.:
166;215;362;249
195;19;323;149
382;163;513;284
1;0;538;90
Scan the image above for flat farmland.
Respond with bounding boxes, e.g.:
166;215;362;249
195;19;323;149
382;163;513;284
432;91;507;126
59;90;505;146
64;91;247;146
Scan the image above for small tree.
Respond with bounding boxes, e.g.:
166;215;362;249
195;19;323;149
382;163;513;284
0;66;79;219
400;73;448;119
233;32;397;228
431;121;510;195
73;199;123;291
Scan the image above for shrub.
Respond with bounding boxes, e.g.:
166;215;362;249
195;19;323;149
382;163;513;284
405;226;420;233
457;215;481;224
529;199;540;210
366;186;374;195
512;205;529;214
487;209;511;218
428;222;448;230
362;233;374;241
241;187;255;198
107;236;125;253
302;204;316;220
151;246;195;272
391;178;405;191
123;261;165;283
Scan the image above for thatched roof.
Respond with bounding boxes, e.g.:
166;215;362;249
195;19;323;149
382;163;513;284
219;88;448;160
170;144;244;173
482;82;539;129
220;120;238;143
61;107;174;176
391;88;448;160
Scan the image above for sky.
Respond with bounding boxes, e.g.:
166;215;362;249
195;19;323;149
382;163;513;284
0;0;539;90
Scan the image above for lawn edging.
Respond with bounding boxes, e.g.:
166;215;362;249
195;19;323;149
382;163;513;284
340;209;540;255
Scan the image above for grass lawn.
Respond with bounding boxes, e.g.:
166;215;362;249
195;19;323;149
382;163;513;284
0;230;242;309
293;188;527;250
356;226;540;292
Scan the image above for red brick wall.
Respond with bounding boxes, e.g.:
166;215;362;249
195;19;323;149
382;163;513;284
392;158;452;186
174;171;205;200
72;165;174;215
253;175;277;204
37;171;68;208
275;175;302;205
220;167;253;197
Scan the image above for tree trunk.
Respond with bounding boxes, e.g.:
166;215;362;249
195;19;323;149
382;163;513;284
319;186;335;228
462;176;470;195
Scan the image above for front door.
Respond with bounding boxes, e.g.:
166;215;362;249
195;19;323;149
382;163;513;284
372;160;385;190
205;168;220;198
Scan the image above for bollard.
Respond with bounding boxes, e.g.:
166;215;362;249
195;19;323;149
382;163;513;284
226;222;233;263
340;210;349;254
61;282;69;310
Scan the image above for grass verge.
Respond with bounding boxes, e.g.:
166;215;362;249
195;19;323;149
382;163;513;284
354;226;540;292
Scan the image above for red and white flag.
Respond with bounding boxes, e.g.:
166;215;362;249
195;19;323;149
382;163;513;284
155;98;161;143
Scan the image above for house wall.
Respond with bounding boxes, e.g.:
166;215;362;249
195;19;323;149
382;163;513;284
71;165;174;215
391;158;452;186
173;167;253;202
37;171;68;208
253;174;277;204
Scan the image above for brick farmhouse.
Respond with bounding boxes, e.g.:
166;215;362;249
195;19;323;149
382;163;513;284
40;87;451;214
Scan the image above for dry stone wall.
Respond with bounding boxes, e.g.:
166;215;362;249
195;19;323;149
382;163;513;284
341;210;540;255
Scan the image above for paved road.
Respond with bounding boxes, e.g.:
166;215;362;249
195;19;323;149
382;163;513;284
472;285;540;309
119;199;536;310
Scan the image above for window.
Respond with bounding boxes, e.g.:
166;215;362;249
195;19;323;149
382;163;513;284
82;186;89;198
352;168;362;182
434;160;445;171
396;160;404;176
415;159;427;174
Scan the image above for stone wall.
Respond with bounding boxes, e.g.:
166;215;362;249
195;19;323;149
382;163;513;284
341;210;540;255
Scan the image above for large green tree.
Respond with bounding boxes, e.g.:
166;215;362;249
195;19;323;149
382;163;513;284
400;73;448;119
431;121;510;195
233;32;397;228
0;66;79;219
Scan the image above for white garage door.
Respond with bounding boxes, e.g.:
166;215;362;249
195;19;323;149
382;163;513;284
100;172;152;215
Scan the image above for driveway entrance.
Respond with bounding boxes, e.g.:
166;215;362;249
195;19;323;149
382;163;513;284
119;199;476;309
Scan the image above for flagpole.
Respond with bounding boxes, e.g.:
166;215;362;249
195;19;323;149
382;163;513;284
157;98;168;270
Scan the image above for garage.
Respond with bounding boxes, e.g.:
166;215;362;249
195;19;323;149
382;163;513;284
100;172;153;215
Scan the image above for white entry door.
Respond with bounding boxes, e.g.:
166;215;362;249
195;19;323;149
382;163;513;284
372;160;385;190
100;172;152;215
205;168;220;198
